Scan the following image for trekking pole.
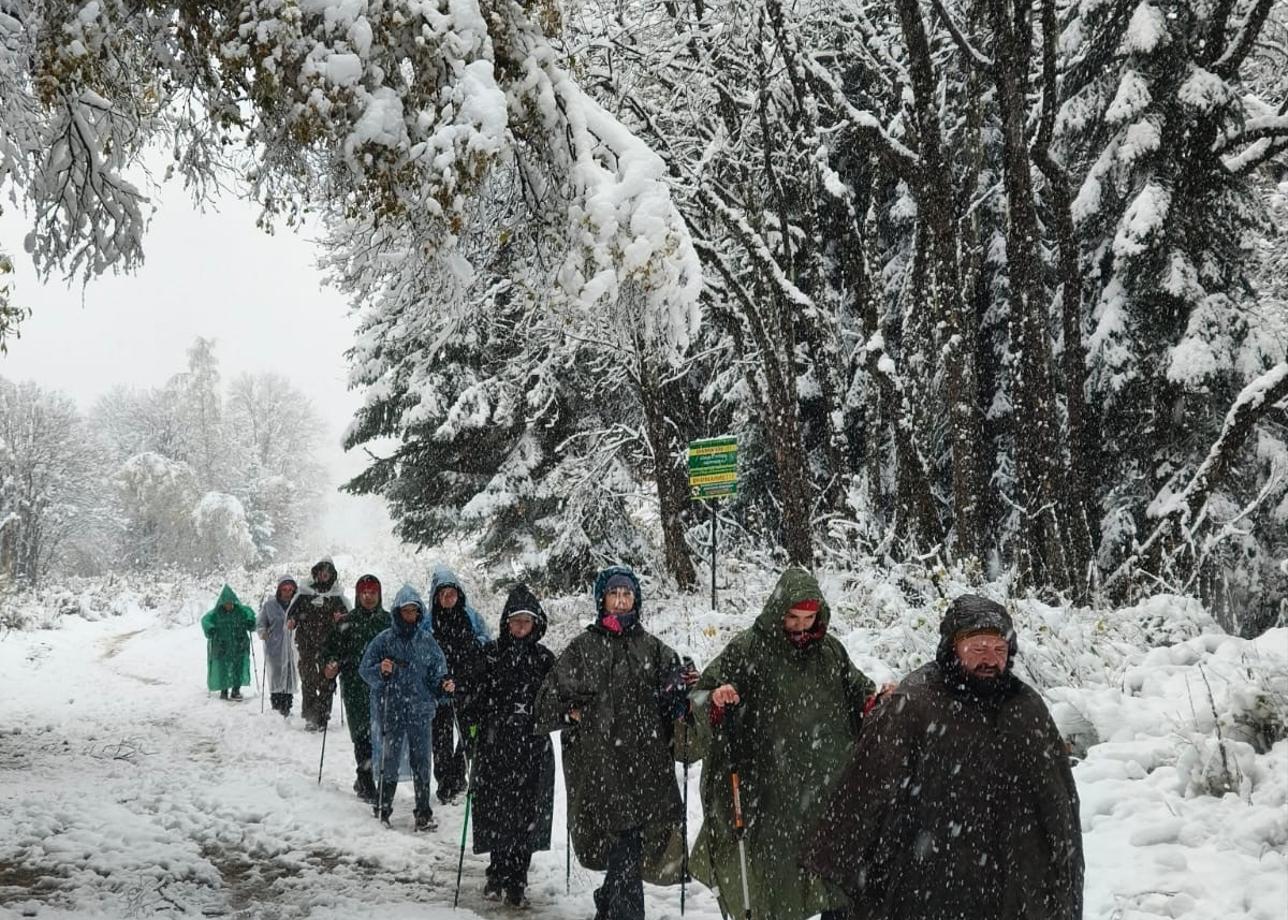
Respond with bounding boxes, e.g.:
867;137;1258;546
565;812;571;895
375;681;390;821
727;708;753;920
249;635;260;695
452;715;478;909
259;633;269;714
317;680;335;785
681;716;690;916
679;655;696;917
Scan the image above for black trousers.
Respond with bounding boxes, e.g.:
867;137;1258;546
431;700;467;797
487;845;533;895
270;693;293;716
593;827;643;920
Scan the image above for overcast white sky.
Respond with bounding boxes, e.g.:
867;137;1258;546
0;182;392;550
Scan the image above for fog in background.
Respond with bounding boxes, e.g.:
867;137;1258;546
0;184;394;555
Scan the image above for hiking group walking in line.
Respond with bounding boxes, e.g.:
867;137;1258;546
201;559;1083;920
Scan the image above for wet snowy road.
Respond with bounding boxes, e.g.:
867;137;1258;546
0;608;721;919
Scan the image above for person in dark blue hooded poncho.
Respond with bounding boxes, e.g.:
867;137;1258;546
422;563;490;804
360;584;454;831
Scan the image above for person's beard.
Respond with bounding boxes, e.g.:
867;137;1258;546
951;660;1011;697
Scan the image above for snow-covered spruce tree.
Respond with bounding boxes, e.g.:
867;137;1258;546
1061;0;1288;602
334;167;697;589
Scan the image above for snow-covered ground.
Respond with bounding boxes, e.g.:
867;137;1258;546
1;554;1285;919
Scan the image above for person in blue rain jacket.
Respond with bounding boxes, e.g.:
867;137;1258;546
360;584;455;831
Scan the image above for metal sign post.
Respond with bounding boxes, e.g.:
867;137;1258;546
688;436;738;613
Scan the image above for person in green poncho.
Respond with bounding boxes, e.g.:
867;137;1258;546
201;585;258;701
323;573;391;803
688;567;878;920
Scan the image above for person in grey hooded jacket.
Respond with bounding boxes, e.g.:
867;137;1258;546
257;575;299;716
360;584;455;831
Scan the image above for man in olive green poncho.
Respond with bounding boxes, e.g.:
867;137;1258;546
201;585;258;701
689;567;875;920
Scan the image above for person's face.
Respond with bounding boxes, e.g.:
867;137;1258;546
508;614;535;639
399;604;420;625
436;586;460;610
784;606;817;633
954;633;1010;678
357;586;380;609
603;586;635;615
222;601;234;612
279;583;296;603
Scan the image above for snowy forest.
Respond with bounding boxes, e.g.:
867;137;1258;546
0;338;326;579
2;0;1287;621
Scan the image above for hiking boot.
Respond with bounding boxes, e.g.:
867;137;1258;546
220;689;229;700
483;879;503;901
503;889;530;910
230;689;243;700
414;812;438;832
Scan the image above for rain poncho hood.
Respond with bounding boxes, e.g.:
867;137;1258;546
499;584;547;644
391;583;426;638
592;565;643;623
309;556;340;593
424;563;490;641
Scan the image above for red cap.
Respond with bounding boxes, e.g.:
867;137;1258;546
356;575;381;591
790;598;821;613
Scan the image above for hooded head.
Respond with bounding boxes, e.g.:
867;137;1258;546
935;594;1017;696
275;574;298;601
500;584;547;644
429;563;467;614
216;584;242;611
391;583;426;638
311;557;338;592
354;573;383;611
756;567;831;650
593;565;642;634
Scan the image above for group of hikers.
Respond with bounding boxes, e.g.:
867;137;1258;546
201;559;1085;920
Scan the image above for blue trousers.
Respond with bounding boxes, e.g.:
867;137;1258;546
377;710;433;818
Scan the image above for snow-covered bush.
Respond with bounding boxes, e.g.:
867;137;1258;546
192;492;256;573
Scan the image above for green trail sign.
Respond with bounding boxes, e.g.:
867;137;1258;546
688;436;738;500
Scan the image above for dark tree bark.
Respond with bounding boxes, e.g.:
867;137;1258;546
637;348;699;590
986;0;1075;592
894;0;985;565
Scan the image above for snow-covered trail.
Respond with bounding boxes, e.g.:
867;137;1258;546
2;583;1285;920
0;606;722;919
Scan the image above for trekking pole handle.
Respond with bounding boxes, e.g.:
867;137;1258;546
731;772;746;832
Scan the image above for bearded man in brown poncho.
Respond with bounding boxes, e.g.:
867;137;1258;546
802;595;1084;920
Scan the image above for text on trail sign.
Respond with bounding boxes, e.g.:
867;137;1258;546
688;437;738;501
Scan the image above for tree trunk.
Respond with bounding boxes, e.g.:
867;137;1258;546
987;0;1073;592
895;0;984;565
637;345;698;590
